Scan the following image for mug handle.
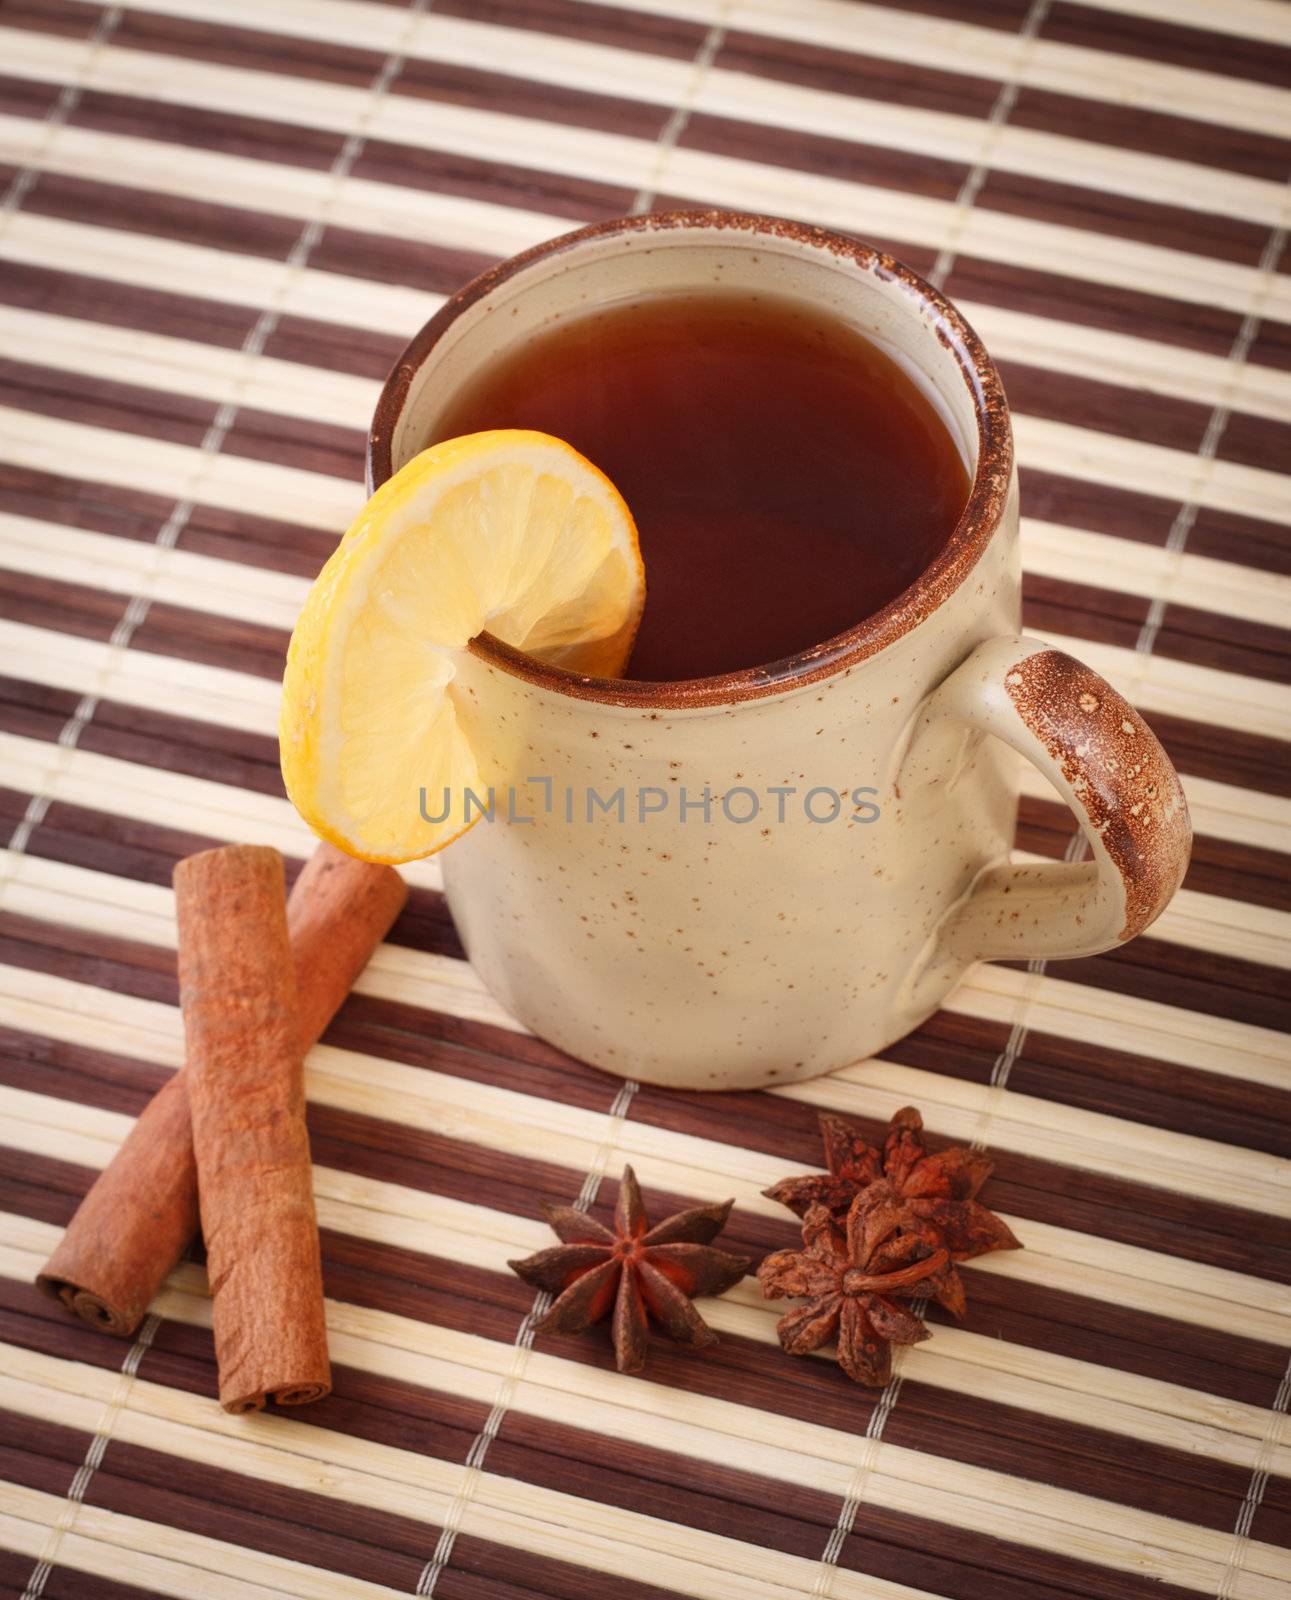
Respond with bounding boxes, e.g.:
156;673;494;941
898;635;1191;1007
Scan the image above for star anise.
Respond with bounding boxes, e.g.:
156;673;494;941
508;1166;750;1374
764;1105;1020;1293
758;1193;950;1385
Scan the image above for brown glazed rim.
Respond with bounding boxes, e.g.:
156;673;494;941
368;208;1013;710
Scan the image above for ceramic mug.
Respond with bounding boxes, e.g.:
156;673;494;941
369;210;1191;1091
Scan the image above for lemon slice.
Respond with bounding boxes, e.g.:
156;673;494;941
280;430;644;864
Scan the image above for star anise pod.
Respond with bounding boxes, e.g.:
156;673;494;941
508;1166;750;1374
758;1193;950;1385
764;1105;1020;1281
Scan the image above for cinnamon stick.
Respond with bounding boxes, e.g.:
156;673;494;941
39;1073;196;1336
38;843;406;1342
176;845;320;1411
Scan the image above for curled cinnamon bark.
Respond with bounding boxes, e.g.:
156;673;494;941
176;845;327;1412
40;1073;196;1337
38;844;406;1344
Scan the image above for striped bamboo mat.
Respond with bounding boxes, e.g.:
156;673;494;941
1;0;1290;1597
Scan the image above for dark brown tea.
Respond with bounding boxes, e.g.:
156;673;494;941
433;293;970;681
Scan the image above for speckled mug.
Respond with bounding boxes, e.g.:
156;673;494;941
370;211;1192;1091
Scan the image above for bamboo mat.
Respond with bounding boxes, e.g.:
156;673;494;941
0;0;1289;1596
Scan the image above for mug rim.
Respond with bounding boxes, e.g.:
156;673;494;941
368;208;1013;710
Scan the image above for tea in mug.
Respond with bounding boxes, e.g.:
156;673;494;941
433;292;970;680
